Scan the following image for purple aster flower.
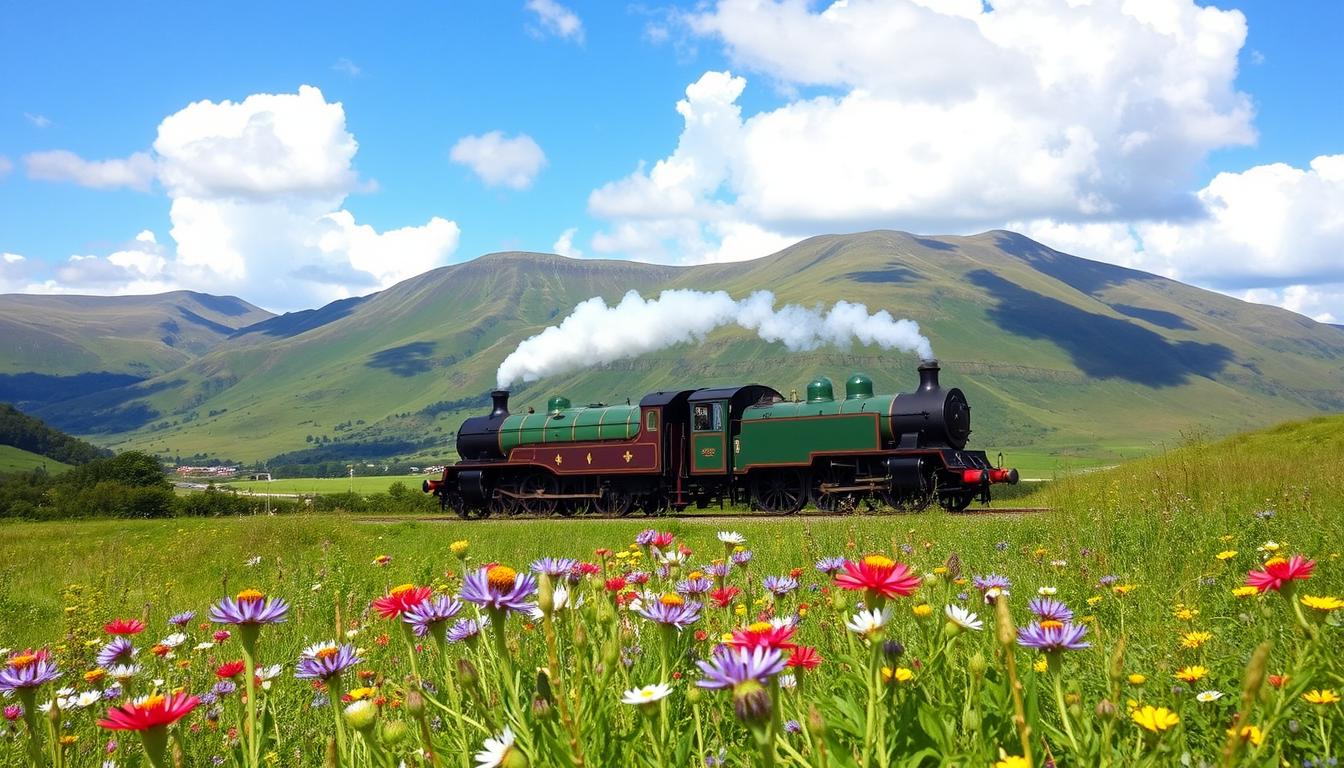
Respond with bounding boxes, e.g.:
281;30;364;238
695;646;787;689
1098;575;1119;587
704;749;727;768
1028;597;1075;623
730;550;753;566
209;590;290;625
626;571;651;585
0;655;61;692
446;617;489;643
1017;622;1091;653
784;719;802;734
530;557;578;577
995;541;1010;552
311;694;329;708
167;610;197;627
102;684;122;700
459;566;537;614
402;595;463;637
637;596;702;629
762;576;799;596
200;691;218;706
814;557;846;575
676;577;714;596
96;637;136;669
294;644;362;680
972;573;1011;592
212;680;237;696
703;563;731;579
635;529;659;546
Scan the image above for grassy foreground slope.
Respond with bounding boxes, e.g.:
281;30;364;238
75;231;1344;467
1;414;1340;650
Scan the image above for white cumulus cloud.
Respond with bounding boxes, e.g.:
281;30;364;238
552;227;582;258
16;86;460;310
450;131;547;190
525;0;584;43
24;149;156;191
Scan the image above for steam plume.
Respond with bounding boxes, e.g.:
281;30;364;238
495;289;933;389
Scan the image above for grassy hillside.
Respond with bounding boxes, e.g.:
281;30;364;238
23;231;1344;468
0;444;71;474
0;290;273;400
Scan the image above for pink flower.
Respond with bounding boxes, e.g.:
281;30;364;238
1246;555;1315;593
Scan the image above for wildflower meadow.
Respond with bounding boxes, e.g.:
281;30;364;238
1;422;1342;767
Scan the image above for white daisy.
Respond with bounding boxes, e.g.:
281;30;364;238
107;664;141;679
621;683;673;706
1037;586;1058;596
1196;690;1224;703
474;726;517;768
301;641;339;659
846;607;892;637
160;633;187;649
75;690;102;708
944;604;984;632
245;556;262;567
717;531;745;546
193;642;215;651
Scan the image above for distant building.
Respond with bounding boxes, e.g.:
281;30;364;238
175;466;238;478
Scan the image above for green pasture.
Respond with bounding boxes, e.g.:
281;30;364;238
0;444;71;475
214;472;436;495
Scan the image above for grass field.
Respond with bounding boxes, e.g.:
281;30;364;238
0;444;71;475
1;415;1341;766
215;473;436;495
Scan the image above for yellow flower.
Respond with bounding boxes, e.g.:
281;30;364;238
1128;674;1147;686
1174;665;1208;683
1131;705;1179;733
1300;595;1344;612
1303;689;1340;705
1112;584;1137;596
1215;550;1237;560
1173;604;1198;621
1179;631;1212;649
1033;548;1048;558
59;735;78;746
1231;586;1259;598
346;687;377;701
1218;534;1234;542
449;540;469;556
912;604;933;619
1033;658;1048;673
1086;595;1103;606
734;604;746;616
1226;725;1263;746
881;666;913;684
932;566;948;575
995;757;1030;768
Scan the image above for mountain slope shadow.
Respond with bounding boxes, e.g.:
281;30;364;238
966;270;1233;386
367;341;437;377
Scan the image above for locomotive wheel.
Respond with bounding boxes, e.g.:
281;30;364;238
939;492;975;512
640;494;669;517
519;473;559;516
441;490;470;519
592;486;632;517
751;470;807;514
811;466;856;514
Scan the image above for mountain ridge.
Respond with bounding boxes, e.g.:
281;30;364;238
4;230;1342;467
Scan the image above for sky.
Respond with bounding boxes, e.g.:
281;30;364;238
1;0;1342;320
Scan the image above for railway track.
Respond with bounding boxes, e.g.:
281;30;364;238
355;506;1051;523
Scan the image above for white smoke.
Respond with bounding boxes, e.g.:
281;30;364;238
495;289;933;388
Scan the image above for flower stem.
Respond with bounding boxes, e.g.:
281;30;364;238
1054;671;1081;754
328;675;348;766
239;624;261;768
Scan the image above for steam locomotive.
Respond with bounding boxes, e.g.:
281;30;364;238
423;360;1018;517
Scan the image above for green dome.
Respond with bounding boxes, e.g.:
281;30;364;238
845;373;874;400
805;376;835;403
547;395;572;413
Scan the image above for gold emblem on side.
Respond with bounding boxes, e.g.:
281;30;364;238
700;447;718;458
586;452;592;465
554;453;563;466
623;450;633;463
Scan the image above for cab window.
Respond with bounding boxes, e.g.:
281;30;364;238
645;410;658;432
693;403;722;431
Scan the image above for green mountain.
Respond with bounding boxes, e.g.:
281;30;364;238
0;403;108;466
12;231;1344;469
0;444;72;475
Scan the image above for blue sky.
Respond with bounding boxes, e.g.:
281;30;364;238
1;0;1342;318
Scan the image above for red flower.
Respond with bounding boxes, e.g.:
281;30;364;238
215;661;245;680
651;532;675;548
1268;674;1287;689
212;630;231;643
787;645;823;670
728;622;797;651
1245;555;1315;593
104;619;146;636
595;548;612;558
150;644;171;658
605;576;628;593
709;586;741;609
578;563;601;576
694;630;709;642
375;634;390;647
789;567;804;579
834;556;921;601
371;584;433;619
97;693;200;731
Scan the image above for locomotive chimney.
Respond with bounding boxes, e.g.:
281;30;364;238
917;360;941;392
489;390;510;417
